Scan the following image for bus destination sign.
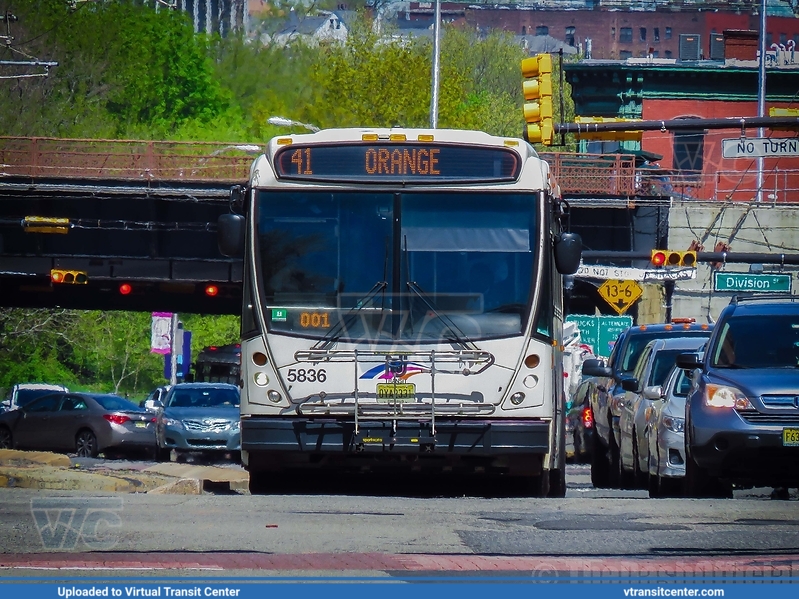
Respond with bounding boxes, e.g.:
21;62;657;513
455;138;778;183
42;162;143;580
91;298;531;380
274;143;521;183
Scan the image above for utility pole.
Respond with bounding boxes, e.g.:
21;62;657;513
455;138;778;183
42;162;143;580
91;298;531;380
429;0;441;128
0;12;58;80
170;313;179;386
756;0;767;202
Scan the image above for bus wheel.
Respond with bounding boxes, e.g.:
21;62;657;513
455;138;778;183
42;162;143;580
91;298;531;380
548;468;566;497
249;471;270;495
548;444;567;497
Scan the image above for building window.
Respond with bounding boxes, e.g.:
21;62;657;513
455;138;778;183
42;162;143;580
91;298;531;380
522;25;526;35
654;28;660;42
620;27;633;43
611;27;616;39
673;128;704;176
536;26;549;36
794;33;799;46
566;26;575;46
652;50;659;58
766;32;773;46
640;27;647;42
780;33;788;45
665;50;672;58
665;27;672;40
620;50;633;59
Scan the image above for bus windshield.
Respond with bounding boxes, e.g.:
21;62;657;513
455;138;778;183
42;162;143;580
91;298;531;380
256;190;537;343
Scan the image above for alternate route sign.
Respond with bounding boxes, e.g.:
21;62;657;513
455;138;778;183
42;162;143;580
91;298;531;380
713;272;792;293
722;137;799;159
566;314;633;358
597;279;643;315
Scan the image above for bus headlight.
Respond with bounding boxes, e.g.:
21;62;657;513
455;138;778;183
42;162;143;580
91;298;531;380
510;392;525;405
267;390;282;403
253;372;269;387
523;375;539;389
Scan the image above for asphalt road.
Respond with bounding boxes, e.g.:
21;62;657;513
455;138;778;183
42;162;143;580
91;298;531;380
1;463;796;563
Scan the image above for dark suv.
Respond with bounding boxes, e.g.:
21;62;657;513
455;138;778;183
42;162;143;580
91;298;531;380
676;295;799;497
581;320;713;488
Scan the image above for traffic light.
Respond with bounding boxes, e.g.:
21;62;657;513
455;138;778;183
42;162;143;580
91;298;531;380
573;117;643;142
51;269;88;284
650;250;697;267
521;53;554;145
768;107;799;131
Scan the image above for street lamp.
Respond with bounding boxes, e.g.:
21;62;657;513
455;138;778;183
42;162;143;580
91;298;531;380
267;116;320;133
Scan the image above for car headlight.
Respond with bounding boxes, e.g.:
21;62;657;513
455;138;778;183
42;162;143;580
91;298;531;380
704;384;754;410
161;416;183;428
662;415;684;433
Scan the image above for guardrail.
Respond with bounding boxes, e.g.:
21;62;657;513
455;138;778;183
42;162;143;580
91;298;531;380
0;137;253;183
2;136;798;202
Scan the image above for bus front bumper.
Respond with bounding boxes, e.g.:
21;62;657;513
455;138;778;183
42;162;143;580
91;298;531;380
241;417;550;455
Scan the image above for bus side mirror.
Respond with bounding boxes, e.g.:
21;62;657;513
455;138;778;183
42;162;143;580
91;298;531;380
218;213;245;257
554;232;582;275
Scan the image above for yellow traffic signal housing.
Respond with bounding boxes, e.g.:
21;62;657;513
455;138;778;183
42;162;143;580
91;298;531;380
521;53;554;146
768;107;799;130
650;250;697;267
51;269;88;284
574;116;643;142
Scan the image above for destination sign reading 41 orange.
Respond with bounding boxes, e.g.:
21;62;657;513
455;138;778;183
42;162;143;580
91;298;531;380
274;143;521;183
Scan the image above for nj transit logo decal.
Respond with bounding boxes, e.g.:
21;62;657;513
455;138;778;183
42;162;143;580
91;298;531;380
359;363;428;381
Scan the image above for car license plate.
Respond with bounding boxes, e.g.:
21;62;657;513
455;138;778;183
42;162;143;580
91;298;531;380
783;428;799;447
376;382;415;403
135;421;147;428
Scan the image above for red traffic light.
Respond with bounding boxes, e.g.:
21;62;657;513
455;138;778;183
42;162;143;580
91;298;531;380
205;284;219;297
651;250;667;267
119;283;132;295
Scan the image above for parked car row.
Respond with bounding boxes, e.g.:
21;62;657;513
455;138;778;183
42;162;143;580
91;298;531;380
580;319;713;491
0;383;241;463
578;294;799;499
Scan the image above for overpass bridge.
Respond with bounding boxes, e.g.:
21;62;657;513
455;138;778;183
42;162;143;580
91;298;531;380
1;136;789;315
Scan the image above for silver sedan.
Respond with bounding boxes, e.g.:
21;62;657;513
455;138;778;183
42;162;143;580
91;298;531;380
645;364;693;497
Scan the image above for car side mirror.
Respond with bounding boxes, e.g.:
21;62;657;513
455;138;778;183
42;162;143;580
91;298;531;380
621;377;639;392
582;358;612;377
676;352;702;371
642;385;662;400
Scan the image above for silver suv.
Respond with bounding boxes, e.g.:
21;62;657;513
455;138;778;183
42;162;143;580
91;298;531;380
2;383;69;412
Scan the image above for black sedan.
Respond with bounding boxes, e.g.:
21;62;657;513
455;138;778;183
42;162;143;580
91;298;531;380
0;392;156;458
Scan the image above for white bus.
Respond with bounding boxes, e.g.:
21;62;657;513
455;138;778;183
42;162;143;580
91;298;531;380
218;128;582;496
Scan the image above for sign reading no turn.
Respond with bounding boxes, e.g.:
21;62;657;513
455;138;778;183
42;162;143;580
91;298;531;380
722;137;799;158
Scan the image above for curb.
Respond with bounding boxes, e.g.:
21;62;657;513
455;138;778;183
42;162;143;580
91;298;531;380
0;450;248;494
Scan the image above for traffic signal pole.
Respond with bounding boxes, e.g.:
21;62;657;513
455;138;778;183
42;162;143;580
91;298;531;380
582;250;799;265
555;116;799;136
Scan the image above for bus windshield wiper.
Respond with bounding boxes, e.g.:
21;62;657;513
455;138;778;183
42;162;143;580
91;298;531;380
313;281;387;350
406;281;476;350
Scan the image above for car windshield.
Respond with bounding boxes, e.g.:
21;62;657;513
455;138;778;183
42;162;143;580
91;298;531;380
647;349;688;386
711;314;799;369
93;395;142;411
167;388;240;408
674;369;691;397
16;388;63;407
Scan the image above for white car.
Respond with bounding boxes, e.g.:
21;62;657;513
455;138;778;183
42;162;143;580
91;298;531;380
645;364;694;497
1;383;69;412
